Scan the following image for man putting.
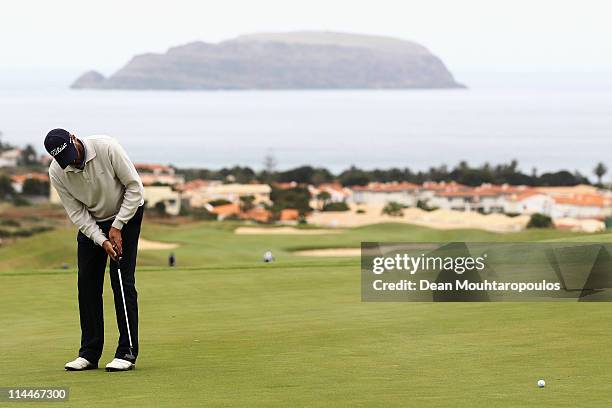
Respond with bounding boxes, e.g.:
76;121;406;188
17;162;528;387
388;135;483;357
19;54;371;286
45;129;144;372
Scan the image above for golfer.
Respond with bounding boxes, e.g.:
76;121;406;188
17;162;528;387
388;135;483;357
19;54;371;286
45;129;144;372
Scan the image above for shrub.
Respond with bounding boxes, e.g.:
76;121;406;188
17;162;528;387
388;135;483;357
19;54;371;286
0;219;20;227
0;225;52;238
416;200;437;212
22;179;50;196
240;195;255;212
208;199;232;207
191;207;217;220
12;196;30;206
153;201;167;216
0;176;15;199
356;209;366;214
382;201;406;217
527;213;553;229
322;202;349;212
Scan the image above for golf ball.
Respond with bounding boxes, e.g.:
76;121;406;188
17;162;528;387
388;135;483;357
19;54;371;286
537;379;546;388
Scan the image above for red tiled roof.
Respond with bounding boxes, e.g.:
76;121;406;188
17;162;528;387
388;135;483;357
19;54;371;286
135;163;173;172
317;182;345;192
554;194;611;207
436;190;498;198
280;208;300;221
421;181;465;191
241;207;272;223
211;203;240;217
274;182;300;189
536;184;597;195
10;173;49;184
175;179;211;192
509;191;543;202
352;182;420;192
435;183;531;198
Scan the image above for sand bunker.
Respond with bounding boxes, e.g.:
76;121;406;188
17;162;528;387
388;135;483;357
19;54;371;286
235;227;343;235
294;248;361;257
307;205;530;233
139;238;180;250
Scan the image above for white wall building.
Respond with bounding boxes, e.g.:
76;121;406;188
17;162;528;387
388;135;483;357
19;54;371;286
135;163;184;186
550;194;612;219
503;192;555;216
143;186;181;216
0;149;21;168
351;182;419;206
183;183;272;208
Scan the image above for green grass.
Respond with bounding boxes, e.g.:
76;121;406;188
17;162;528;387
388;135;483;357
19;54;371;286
1;221;612;407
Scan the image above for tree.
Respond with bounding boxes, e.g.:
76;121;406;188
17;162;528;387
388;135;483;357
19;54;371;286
154;201;167;216
339;166;370;186
278;166;315;184
311;168;334;185
594;162;608;185
22;179;50;196
240;195;255;212
270;186;312;216
19;145;38;166
0;176;15;199
316;191;331;210
0;131;10;152
218;166;256;183
537;171;589;186
261;151;277;183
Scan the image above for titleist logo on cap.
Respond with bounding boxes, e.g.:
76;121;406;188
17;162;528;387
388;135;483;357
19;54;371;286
50;142;67;157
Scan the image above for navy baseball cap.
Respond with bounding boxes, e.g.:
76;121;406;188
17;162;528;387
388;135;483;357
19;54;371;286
44;128;77;169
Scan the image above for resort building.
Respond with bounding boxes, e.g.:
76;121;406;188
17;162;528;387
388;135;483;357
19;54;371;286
351;182;419;206
135;163;184;186
143;185;181;216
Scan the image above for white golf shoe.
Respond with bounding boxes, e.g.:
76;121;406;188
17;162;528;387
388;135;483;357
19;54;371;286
65;357;97;371
105;358;135;372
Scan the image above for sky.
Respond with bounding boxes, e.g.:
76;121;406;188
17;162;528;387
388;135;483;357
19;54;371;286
1;0;611;87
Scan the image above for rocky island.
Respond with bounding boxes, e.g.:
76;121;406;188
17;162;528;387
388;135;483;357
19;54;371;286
71;31;464;90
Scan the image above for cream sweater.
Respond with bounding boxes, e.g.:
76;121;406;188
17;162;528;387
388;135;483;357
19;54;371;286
49;135;144;246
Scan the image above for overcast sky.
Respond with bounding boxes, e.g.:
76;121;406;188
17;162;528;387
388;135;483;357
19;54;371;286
1;0;611;83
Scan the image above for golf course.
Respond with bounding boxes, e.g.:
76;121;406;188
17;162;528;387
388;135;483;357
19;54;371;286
2;221;612;407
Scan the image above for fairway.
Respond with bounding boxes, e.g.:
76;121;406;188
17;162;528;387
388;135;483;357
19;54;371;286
2;222;612;407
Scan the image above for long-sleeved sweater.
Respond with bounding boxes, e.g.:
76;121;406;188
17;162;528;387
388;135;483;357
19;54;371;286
49;135;144;246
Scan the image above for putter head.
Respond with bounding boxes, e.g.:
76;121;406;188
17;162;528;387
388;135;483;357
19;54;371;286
123;352;136;361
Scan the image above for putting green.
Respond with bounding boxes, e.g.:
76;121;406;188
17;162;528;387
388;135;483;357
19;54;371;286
1;222;612;407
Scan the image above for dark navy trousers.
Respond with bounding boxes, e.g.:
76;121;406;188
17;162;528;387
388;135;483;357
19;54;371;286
76;205;143;364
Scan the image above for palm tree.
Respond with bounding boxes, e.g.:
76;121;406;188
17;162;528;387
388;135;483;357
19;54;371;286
593;162;608;185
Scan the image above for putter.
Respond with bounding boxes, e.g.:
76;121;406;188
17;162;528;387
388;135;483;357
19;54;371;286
116;257;136;362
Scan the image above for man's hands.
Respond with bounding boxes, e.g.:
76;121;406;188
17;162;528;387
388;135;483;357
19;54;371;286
102;227;122;262
102;240;119;261
109;227;123;258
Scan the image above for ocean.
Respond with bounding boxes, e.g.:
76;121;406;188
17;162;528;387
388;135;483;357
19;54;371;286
1;81;610;177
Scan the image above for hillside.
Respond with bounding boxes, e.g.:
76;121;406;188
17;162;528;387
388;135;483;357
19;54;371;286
71;31;464;90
